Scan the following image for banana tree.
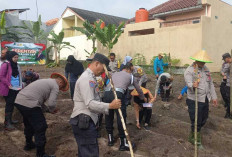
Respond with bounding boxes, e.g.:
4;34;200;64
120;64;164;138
16;15;48;43
95;22;125;54
0;11;6;43
72;20;101;57
47;30;75;66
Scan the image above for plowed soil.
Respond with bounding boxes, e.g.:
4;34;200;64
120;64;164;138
0;65;231;157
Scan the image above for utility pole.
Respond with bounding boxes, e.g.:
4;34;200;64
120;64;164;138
35;0;38;20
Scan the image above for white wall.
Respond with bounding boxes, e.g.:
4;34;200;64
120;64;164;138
60;35;93;60
47;8;93;60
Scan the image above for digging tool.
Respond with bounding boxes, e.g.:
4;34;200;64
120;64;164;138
103;65;134;157
194;64;199;157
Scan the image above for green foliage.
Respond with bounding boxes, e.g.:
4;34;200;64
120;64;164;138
0;11;6;36
47;30;75;65
132;53;146;65
184;64;190;67
150;53;180;66
16;15;48;43
73;20;97;57
95;22;125;53
46;62;57;68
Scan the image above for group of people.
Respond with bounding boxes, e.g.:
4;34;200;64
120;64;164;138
0;46;231;157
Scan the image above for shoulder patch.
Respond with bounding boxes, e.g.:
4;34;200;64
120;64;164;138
89;81;96;88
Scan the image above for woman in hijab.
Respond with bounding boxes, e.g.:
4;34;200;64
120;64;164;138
0;51;22;130
65;55;84;99
120;56;133;71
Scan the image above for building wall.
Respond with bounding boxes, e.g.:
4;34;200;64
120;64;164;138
111;18;203;68
47;8;92;60
201;0;232;71
109;0;232;72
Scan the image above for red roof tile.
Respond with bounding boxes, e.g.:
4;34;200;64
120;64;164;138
46;18;59;26
149;0;200;15
127;0;200;23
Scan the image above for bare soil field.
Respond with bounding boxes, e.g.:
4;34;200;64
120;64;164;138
0;65;231;157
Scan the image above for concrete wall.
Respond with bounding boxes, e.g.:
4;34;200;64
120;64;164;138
109;0;232;72
111;17;203;68
201;0;232;71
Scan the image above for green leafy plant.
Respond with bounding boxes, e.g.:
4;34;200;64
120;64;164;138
132;53;146;65
95;22;125;53
47;30;75;66
150;53;180;66
72;20;98;57
0;11;6;42
184;64;190;67
15;15;48;43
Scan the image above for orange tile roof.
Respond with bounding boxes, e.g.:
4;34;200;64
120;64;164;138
46;18;59;26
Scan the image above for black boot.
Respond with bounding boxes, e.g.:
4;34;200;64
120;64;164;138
9;112;19;124
119;138;135;151
108;134;114;146
4;113;15;130
24;140;36;151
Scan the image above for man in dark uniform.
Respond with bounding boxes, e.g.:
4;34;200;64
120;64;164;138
220;53;232;119
70;53;121;157
103;62;146;151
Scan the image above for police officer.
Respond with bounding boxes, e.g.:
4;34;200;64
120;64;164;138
220;53;232;119
109;52;119;73
184;50;217;146
103;62;146;151
153;73;173;102
15;73;69;157
70;53;121;157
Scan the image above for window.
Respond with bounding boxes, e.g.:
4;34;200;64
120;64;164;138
129;28;155;36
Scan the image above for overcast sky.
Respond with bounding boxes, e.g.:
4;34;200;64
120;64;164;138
0;0;232;22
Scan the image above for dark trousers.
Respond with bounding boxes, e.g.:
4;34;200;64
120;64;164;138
70;81;76;100
220;82;230;114
4;89;19;113
186;98;209;132
15;104;48;156
72;119;99;157
160;82;171;99
139;108;152;124
103;91;126;138
134;94;152;124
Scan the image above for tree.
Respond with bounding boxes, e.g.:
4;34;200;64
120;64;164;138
95;22;125;54
47;30;75;66
72;20;99;57
0;11;6;42
17;15;48;43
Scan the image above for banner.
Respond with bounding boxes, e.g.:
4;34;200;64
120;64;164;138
1;41;46;65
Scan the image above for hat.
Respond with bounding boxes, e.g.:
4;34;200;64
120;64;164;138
131;87;149;96
222;53;231;60
50;73;69;91
190;50;213;63
25;71;33;77
158;53;165;57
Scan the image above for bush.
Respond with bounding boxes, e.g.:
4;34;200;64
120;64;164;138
132;53;146;65
150;53;180;66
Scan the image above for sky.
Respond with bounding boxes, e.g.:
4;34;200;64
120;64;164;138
0;0;232;22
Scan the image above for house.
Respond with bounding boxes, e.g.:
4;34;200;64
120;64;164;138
112;0;232;72
48;7;128;60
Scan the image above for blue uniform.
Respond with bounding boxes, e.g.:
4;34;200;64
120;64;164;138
153;57;168;76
